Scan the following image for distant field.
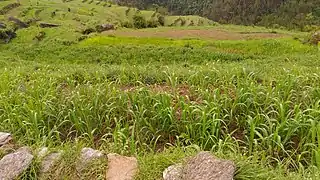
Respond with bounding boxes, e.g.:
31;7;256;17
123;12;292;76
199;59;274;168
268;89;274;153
0;0;320;179
103;28;287;40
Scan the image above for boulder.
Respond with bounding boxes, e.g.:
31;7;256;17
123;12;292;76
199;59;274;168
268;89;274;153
163;163;183;180
40;151;62;173
77;147;104;170
37;147;49;158
0;132;12;147
0;147;34;180
163;151;235;180
106;153;138;180
96;23;115;33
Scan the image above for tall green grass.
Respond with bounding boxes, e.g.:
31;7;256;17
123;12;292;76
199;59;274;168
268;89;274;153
0;28;319;178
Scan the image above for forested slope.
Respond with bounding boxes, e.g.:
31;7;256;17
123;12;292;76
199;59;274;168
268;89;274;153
118;0;320;30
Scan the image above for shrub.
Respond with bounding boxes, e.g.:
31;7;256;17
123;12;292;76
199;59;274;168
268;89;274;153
121;21;134;28
147;19;159;28
125;8;131;16
189;20;194;26
133;14;147;29
309;31;320;45
157;14;165;26
0;29;16;43
33;31;46;41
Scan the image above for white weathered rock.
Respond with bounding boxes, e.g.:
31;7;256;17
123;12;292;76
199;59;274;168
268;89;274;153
37;147;49;159
106;153;138;180
77;147;104;170
163;163;183;180
0;147;34;180
163;151;235;180
0;132;12;147
40;151;62;173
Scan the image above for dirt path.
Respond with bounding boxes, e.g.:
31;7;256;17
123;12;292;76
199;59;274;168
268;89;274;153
104;29;287;40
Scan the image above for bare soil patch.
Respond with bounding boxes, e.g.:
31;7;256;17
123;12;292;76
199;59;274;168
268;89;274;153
105;29;287;40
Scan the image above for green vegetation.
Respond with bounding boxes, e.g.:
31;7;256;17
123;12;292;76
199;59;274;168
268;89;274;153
1;26;320;178
1;0;320;179
0;0;213;31
119;0;320;31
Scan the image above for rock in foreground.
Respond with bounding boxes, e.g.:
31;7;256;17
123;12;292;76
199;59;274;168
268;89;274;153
0;147;34;180
77;147;104;171
0;132;12;147
163;163;183;180
40;151;62;173
163;151;235;180
106;153;138;180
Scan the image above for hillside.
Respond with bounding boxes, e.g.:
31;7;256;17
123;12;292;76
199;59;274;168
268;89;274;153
0;0;214;43
0;0;320;179
119;0;320;31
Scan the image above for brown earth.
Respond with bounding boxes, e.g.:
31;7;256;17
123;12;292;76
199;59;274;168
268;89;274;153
104;29;287;40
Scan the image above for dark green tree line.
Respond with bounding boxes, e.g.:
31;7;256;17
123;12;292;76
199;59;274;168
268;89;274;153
118;0;320;30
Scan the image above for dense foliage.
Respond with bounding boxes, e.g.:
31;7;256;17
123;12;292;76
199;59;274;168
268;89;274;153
119;0;320;30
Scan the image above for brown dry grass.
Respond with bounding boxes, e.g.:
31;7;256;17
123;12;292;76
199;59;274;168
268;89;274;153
105;29;286;40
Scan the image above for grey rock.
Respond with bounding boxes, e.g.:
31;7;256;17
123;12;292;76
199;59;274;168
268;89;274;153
96;23;115;32
163;152;235;180
37;147;49;159
183;151;235;180
40;151;62;173
77;147;104;170
0;132;12;147
0;147;34;180
106;153;138;180
163;163;183;180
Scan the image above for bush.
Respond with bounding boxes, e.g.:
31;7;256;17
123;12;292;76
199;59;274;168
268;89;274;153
157;14;165;26
309;31;320;45
147;19;159;28
0;29;16;43
121;21;134;28
133;14;147;29
33;31;46;41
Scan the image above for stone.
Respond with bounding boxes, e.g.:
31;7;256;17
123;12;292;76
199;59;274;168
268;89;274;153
96;24;115;33
0;147;34;180
40;151;62;173
106;153;138;180
0;132;12;147
37;147;49;158
77;147;104;170
183;151;235;180
163;152;235;180
163;163;183;180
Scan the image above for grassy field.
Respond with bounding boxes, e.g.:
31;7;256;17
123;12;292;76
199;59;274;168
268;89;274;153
1;0;320;179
